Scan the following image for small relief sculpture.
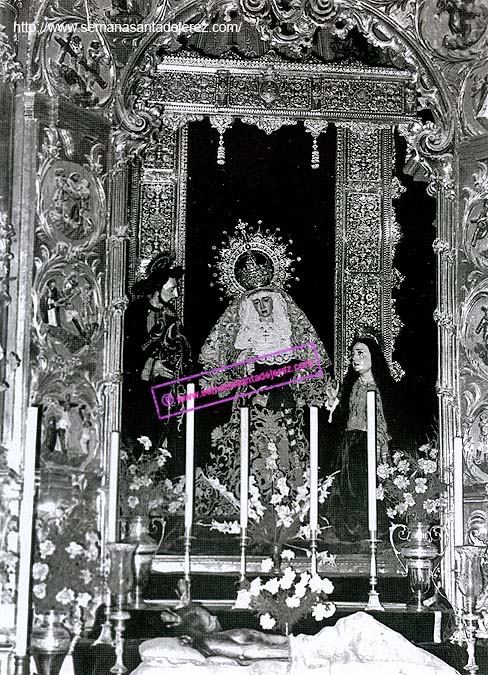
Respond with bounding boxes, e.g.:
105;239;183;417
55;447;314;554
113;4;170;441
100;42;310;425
106;0;143;23
473;408;488;469
436;0;488;50
41;392;100;470
472;73;488;121
476;306;488;343
39;161;103;247
49;169;94;240
38;270;100;355
470;199;488;248
464;293;488;370
47;27;112;108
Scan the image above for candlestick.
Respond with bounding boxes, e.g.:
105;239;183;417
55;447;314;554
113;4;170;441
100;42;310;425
107;430;120;543
365;533;384;611
15;406;40;658
310;528;318;576
309;406;319;532
184;384;195;530
240;407;249;529
239;529;249;585
453;436;464;547
366;390;377;534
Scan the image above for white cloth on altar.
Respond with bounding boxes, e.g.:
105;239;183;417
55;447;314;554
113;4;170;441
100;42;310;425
130;611;460;675
288;611;459;674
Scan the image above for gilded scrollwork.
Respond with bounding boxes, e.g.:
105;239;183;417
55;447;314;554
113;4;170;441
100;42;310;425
398;121;455;198
467;509;488;545
0;24;23;85
234;0;338;50
122;51;416;134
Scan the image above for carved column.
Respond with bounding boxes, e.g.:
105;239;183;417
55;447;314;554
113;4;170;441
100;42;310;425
335;122;400;378
103;164;129;543
4;91;37;472
435;173;459;605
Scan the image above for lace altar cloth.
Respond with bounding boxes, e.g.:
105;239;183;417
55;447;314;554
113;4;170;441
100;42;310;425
130;612;460;675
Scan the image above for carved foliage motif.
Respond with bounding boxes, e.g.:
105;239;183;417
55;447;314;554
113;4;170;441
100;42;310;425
320;79;406;115
0;25;23;85
139;181;176;260
346;129;380;181
143;131;177;171
345;276;382;355
345;194;382;272
131;56;416;127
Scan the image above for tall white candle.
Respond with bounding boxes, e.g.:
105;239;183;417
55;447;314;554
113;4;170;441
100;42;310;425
107;430;120;543
367;390;377;533
184;384;195;530
453;436;464;546
309;406;319;532
240;407;249;530
15;406;39;657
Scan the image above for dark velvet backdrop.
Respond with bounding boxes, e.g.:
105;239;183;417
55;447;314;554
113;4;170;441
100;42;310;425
182;120;437;470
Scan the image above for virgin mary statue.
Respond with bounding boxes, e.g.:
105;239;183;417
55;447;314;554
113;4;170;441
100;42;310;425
196;222;331;530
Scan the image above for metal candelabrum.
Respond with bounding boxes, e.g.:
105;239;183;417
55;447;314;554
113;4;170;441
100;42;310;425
106;543;136;674
455;545;486;675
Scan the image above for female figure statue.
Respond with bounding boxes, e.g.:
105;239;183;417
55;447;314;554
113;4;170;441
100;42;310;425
325;335;403;542
197;223;331;521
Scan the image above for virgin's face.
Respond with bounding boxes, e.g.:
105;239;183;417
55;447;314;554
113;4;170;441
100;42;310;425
252;295;273;318
351;342;372;375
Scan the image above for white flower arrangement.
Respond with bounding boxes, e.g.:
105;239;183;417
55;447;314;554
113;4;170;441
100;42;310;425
200;463;337;552
119;436;185;517
234;550;336;634
376;442;447;523
33;496;103;622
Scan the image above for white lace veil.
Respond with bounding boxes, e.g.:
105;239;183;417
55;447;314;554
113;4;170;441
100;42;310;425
234;289;292;355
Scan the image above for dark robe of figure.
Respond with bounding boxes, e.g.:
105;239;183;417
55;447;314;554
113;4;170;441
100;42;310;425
123;254;192;474
324;336;412;543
